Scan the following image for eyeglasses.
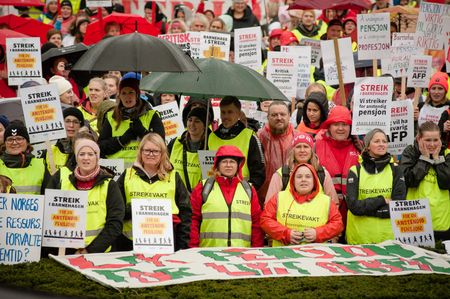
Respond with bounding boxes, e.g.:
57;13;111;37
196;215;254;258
5;136;26;144
64;119;81;125
142;149;161;156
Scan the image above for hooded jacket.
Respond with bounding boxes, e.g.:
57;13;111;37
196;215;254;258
261;163;343;245
189;145;264;247
298;92;329;136
226;6;260;31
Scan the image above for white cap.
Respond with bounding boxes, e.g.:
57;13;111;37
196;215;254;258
49;75;72;96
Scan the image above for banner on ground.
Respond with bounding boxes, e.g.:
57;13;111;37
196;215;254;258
198;32;230;61
281;46;311;99
51;241;450;289
407;55;432;88
414;2;449;50
299;38;321;68
20;84;66;143
387;100;414;156
132;199;174;254
158;33;192;57
198;150;217;180
153;101;184;142
0;193;44;264
6;37;42;86
266;51;299;98
321;37;356;86
234;27;262;72
99;159;125;181
357;13;391;60
390;199;435;248
352;76;393;135
42;189;87;248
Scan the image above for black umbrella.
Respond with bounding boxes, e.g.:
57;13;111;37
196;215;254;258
42;43;90;77
72;32;200;72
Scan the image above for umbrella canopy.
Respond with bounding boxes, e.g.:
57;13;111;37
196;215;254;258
0;14;53;44
290;0;372;11
72;32;199;72
0;28;29;46
0;98;24;124
83;12;160;45
0;0;44;5
140;58;289;102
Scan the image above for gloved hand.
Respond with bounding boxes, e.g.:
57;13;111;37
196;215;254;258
130;118;147;138
118;128;136;146
375;204;390;219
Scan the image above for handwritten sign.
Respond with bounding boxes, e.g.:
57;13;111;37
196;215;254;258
392;33;415;46
357;13;391;60
153;101;184;143
387;100;414;156
407;55;432;88
198;150;217;180
99;159;124;181
414;2;449;50
234;27;262;72
381;44;417;78
266;51;299;98
6;37;42;86
321;37;356;85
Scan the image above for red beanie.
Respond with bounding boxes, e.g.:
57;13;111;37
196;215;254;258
292;133;314;149
428;72;448;92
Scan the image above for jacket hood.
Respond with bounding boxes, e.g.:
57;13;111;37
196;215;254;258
213;145;246;179
321;105;352;129
289;163;321;201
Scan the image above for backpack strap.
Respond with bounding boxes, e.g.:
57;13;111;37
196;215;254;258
281;165;290;190
240;179;253;200
317;166;326;186
201;177;253;204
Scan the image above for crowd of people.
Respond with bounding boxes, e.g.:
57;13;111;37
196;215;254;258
0;0;449;255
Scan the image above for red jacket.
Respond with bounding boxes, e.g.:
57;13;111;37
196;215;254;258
261;163;343;245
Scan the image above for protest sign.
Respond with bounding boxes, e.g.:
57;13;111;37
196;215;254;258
387;100;414;156
407;55;432;88
321;37;356;86
51;241;450;289
445;29;450;71
0;193;44;264
198;150;217;180
299;38;321;68
199;32;230;61
239;100;258;118
418;103;448;126
20;84;66;143
392;33;415;46
357;13;391;60
390;199;435;248
414;2;449;50
86;0;111;6
6;37;42;86
188;31;201;59
99;159;124;181
234;27;262;72
132;199;174;254
43;189;87;248
381;44;417;78
281;46;311;99
153;101;184;143
352;77;393;135
158;33;192;57
266;51;299;98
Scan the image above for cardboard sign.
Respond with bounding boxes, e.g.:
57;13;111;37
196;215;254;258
99;159;125;181
198;150;217;180
132;199;174;254
357;13;391;60
390;199;435;248
0;193;44;264
86;0;112;7
387;100;414;156
352;76;393;135
234;26;262;72
188;31;201;59
299;38;321;68
198;32;231;61
266;51;299;98
153;101;185;143
321;37;356;85
6;37;42;86
414;2;449;50
381;44;417;78
407;55;432;88
20;84;66;143
43;189;87;248
158;33;192;57
281;46;311;99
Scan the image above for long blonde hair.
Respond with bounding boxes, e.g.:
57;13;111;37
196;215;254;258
137;133;173;180
286;145;320;171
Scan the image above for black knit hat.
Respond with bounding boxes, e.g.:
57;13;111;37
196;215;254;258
63;107;84;126
187;107;209;126
0;115;9;129
60;0;72;8
4;120;29;143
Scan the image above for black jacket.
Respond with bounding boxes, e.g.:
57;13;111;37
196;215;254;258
226;6;260;31
438;108;449;147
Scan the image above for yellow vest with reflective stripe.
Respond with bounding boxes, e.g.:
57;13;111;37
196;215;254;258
0;158;45;195
291;29;320;44
208;128;253;179
45;145;69;174
346;164;394;244
199;179;252;247
105;110;156;168
122;168;178;240
169;138;202;191
59;167;110;250
273;190;330;247
78;107;98;134
406;149;450;231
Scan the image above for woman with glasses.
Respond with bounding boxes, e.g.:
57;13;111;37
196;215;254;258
115;133;191;251
0;121;50;195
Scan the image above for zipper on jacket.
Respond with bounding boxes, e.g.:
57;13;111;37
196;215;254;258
227;205;232;247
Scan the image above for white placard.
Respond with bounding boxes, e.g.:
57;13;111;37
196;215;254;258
132;199;174;254
407;55;432;88
158;33;192;57
414;2;449;50
188;31;201;59
234;27;262;72
389;199;435;248
239;100;258;118
86;0;112;7
266;51;299;99
6;37;42;86
20;84;67;143
446;30;450;71
299;38;321;68
42;189;87;248
357;13;391;60
387;100;414;156
0;193;44;264
281;46;311;99
392;33;415;46
153;101;185;143
381;44;417;78
352;77;393;135
99;159;125;181
197;150;217;180
321;37;356;86
198;32;230;61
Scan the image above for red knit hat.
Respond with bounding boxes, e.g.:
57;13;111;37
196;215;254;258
292;133;314;149
321;106;352;129
428;71;448;92
280;31;298;46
